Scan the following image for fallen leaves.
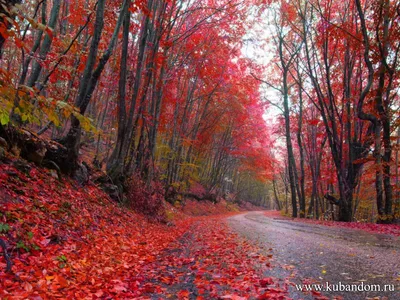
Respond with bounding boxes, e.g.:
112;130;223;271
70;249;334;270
138;217;288;299
0;161;294;299
221;294;247;300
260;277;274;287
0;160;194;298
177;289;190;297
269;211;400;237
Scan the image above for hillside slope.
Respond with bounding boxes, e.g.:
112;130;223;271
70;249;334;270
0;159;275;299
0;159;195;298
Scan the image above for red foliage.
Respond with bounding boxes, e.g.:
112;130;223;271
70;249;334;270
189;218;287;299
0;160;285;298
126;175;166;222
293;218;400;237
0;160;193;298
181;199;239;216
188;182;207;198
142;217;288;299
263;211;400;237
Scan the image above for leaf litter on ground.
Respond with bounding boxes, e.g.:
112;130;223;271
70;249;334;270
0;160;290;299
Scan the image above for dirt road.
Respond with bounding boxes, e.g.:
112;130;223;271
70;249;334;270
227;212;400;300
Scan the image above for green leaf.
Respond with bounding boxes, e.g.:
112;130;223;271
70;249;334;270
14;107;21;115
0;110;9;125
0;223;10;233
16;240;29;251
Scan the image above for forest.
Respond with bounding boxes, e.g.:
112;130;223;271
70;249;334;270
0;0;275;210
0;0;399;298
0;0;398;223
259;0;400;223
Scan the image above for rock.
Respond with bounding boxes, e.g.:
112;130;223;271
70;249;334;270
41;160;61;181
17;130;48;165
44;141;70;174
50;169;59;180
0;147;5;160
0;137;7;149
102;183;120;201
25;141;47;164
13;160;31;173
82;161;91;174
0;126;71;174
73;162;89;186
10;145;21;157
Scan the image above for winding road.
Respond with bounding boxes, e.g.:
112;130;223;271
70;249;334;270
227;212;400;300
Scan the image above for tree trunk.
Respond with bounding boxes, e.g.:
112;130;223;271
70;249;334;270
296;63;306;217
106;0;131;180
283;70;297;218
60;0;126;174
272;175;281;210
27;0;61;88
395;126;400;218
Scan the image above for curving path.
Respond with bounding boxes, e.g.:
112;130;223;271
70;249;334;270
227;212;400;300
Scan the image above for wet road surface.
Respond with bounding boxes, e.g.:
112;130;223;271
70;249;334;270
227;212;400;300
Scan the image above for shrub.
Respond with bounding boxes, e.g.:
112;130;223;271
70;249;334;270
126;175;166;222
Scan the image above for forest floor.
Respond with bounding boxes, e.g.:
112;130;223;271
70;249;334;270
1;158;399;299
0;159;281;299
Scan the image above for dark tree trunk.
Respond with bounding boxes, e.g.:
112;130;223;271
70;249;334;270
59;0;126;174
272;175;281;210
27;0;61;87
278;32;298;218
295;62;306;217
106;0;131;181
107;0;153;178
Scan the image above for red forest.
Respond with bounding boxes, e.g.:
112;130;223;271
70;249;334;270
0;0;399;298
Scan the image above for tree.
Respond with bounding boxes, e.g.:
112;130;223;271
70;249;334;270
60;0;128;174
